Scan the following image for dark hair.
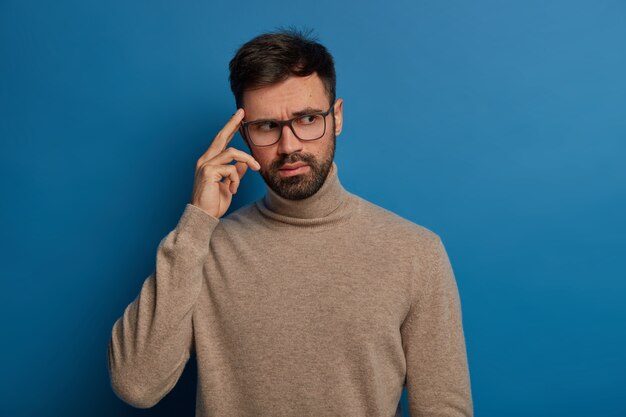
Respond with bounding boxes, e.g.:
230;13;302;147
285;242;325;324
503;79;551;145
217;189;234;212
229;28;336;109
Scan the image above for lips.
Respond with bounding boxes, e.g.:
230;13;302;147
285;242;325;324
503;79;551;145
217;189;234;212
280;162;308;170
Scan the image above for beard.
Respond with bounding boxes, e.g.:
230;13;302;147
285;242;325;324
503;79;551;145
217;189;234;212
260;131;336;201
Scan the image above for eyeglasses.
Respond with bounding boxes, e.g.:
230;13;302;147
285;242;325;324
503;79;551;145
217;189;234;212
240;104;335;147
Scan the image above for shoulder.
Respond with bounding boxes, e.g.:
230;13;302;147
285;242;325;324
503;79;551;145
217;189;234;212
351;193;443;248
212;201;260;233
203;201;264;253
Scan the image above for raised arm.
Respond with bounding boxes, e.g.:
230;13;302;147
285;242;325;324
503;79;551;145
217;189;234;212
107;109;260;408
401;236;473;416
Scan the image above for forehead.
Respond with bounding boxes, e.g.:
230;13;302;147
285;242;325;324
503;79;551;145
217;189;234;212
242;73;329;119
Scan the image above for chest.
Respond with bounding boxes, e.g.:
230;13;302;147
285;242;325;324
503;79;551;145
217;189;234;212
199;231;413;355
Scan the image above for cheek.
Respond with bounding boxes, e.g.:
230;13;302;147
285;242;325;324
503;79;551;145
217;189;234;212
251;149;274;168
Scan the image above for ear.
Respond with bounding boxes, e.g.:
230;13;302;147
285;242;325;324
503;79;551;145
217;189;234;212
333;98;344;136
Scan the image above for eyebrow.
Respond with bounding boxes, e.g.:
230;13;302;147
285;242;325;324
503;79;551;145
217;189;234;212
291;107;325;117
248;107;325;122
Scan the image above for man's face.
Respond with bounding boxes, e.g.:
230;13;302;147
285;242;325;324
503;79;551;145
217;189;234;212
241;73;343;200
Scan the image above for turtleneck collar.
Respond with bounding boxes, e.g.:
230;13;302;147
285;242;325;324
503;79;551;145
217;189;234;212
255;161;358;228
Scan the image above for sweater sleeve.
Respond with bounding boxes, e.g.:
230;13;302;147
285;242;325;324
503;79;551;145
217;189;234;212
400;236;473;417
107;203;220;408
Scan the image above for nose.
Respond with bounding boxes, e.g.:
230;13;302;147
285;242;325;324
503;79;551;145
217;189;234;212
277;124;304;155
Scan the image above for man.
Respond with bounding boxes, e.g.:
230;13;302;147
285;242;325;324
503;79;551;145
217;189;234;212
108;29;473;417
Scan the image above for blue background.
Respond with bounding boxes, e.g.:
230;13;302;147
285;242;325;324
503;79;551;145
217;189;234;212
1;0;625;416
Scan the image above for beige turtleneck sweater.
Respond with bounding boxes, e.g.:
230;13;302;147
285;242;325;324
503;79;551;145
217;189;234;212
107;162;473;417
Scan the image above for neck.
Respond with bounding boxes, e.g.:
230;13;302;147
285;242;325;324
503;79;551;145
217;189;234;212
255;161;357;228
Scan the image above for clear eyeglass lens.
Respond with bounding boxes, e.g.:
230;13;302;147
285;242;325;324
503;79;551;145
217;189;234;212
248;114;325;145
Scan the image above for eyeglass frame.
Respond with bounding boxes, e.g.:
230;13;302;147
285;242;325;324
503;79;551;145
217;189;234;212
239;103;336;147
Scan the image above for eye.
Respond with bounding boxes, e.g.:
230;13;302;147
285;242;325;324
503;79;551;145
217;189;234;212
253;121;279;132
296;114;321;125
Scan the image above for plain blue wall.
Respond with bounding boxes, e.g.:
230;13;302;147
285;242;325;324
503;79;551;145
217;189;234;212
1;0;625;416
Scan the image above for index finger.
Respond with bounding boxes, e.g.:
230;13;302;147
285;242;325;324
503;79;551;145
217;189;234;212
203;108;245;161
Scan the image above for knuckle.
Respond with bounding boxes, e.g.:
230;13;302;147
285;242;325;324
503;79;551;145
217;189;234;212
199;164;211;176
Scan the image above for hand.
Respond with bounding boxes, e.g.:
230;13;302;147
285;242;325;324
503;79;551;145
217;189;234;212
190;109;261;218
